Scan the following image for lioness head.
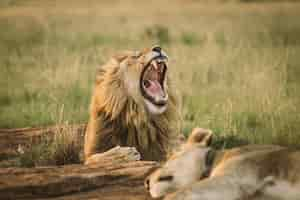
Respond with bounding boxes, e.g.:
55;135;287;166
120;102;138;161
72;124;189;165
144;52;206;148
144;128;213;198
120;45;169;115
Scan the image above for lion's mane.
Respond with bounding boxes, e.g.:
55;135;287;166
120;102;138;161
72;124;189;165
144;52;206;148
85;53;181;161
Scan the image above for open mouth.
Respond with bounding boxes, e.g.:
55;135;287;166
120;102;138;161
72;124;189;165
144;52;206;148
140;57;168;107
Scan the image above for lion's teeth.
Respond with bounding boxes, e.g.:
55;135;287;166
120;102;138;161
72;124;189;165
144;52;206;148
152;60;158;70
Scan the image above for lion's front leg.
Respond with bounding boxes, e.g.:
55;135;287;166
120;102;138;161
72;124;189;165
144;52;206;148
84;115;100;160
84;98;117;163
164;175;259;200
84;115;141;165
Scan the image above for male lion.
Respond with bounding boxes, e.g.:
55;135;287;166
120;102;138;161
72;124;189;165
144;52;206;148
145;128;300;200
84;46;180;164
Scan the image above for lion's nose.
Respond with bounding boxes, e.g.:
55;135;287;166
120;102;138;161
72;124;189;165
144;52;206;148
152;46;162;53
144;177;150;191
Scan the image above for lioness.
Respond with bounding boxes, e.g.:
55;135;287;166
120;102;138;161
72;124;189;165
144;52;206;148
84;46;180;164
145;128;300;200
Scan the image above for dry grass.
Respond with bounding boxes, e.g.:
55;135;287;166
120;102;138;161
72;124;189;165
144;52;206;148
1;0;300;165
17;123;82;167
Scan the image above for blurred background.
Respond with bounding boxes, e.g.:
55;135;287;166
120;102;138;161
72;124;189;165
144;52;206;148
1;0;300;150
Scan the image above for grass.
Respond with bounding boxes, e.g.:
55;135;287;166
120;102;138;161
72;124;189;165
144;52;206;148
1;1;300;165
17;123;82;167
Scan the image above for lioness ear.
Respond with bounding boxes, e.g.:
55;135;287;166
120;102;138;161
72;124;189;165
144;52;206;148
187;128;213;147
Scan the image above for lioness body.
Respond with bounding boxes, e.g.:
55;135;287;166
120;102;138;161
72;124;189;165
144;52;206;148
84;47;180;164
146;128;300;200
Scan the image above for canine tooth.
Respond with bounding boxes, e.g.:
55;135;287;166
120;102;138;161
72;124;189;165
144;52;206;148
152;60;159;70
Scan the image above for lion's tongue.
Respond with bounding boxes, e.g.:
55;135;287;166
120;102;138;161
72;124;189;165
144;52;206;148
147;80;164;98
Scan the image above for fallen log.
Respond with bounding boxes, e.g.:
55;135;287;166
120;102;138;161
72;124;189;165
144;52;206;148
0;126;160;199
0;147;159;200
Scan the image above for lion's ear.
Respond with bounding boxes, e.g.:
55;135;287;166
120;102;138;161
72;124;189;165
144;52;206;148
187;128;213;147
113;51;143;63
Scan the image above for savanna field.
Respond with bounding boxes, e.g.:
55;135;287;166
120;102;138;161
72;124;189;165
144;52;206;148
1;0;300;165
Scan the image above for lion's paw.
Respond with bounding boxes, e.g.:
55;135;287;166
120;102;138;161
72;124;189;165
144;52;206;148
108;146;141;161
85;146;141;165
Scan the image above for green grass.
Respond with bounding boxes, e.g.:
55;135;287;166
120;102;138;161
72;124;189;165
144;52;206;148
17;124;82;167
0;1;300;151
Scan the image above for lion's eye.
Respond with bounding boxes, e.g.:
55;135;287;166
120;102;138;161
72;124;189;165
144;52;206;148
158;175;174;182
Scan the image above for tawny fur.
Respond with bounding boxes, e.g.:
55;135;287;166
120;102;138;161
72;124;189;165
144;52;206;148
146;128;300;200
84;48;181;162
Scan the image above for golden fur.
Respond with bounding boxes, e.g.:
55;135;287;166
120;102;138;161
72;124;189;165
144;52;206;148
84;47;181;163
146;128;300;200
